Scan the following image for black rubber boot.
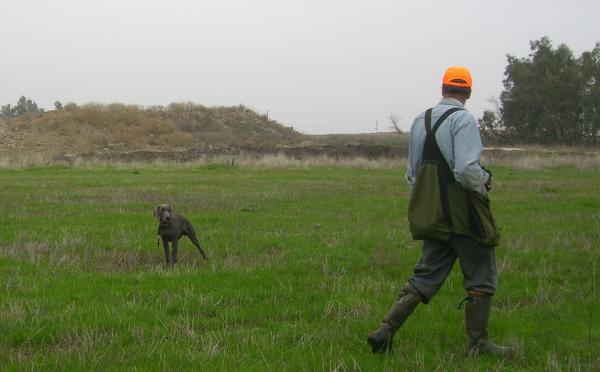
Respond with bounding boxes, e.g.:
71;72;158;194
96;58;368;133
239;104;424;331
465;293;514;356
367;284;421;353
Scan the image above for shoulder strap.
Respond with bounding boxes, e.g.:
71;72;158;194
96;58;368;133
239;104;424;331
421;106;465;169
425;108;433;133
421;107;464;228
425;107;463;135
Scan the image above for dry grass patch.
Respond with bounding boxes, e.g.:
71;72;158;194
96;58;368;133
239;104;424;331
499;154;600;170
483;147;600;170
0;234;163;272
0;153;407;169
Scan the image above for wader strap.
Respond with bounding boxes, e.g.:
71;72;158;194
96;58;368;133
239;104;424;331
425;108;433;133
422;107;464;227
425;107;464;135
422;107;463;162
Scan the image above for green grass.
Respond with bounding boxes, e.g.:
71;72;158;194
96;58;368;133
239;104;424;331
0;164;598;370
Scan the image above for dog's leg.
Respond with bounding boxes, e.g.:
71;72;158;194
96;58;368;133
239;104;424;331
187;228;208;259
171;240;179;265
162;238;170;265
188;229;208;260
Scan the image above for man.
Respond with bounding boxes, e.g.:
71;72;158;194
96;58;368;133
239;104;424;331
367;66;511;356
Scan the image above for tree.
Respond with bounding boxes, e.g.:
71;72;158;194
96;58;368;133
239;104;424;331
579;43;600;145
499;37;584;145
389;113;403;134
54;101;63;111
478;97;503;142
64;102;78;111
478;110;501;142
25;98;38;113
1;96;43;116
1;104;13;118
14;96;27;115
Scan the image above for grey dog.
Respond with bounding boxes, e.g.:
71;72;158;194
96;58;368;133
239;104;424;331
153;204;208;264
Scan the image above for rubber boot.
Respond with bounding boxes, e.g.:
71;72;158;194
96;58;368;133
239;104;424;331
465;293;513;356
367;284;421;353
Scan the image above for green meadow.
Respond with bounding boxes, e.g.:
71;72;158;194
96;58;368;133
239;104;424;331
0;162;598;370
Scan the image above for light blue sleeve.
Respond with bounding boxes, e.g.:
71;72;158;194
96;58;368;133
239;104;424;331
452;113;489;197
406;116;422;189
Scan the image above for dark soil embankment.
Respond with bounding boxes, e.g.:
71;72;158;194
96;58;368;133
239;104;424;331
75;143;405;163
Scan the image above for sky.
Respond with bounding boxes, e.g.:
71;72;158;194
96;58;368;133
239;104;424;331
2;0;599;134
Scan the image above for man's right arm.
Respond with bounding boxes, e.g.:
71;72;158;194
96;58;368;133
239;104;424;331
406;117;422;190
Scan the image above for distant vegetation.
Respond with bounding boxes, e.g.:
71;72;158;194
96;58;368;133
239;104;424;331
1;100;411;162
0;102;302;155
480;37;600;146
0;96;44;117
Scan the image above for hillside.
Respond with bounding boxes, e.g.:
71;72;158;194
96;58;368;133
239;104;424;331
0;103;408;162
0;103;302;155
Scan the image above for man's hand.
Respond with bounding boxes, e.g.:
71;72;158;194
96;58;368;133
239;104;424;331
482;166;493;191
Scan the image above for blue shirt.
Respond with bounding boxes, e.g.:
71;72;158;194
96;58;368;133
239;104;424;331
407;98;489;198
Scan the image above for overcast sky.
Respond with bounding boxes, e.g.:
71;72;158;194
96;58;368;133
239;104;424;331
2;1;599;134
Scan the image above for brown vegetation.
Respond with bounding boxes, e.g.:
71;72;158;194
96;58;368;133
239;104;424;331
0;102;302;156
0;103;409;162
482;148;600;170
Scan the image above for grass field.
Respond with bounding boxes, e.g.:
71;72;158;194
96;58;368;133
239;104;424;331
0;161;598;370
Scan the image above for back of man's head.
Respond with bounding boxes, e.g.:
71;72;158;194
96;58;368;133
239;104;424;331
442;66;472;99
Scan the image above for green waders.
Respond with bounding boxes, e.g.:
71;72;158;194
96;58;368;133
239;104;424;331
465;293;514;356
367;284;422;353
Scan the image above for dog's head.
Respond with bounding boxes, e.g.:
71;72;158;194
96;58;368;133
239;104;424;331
153;204;173;225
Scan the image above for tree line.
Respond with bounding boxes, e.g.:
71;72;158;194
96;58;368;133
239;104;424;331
480;37;600;146
0;96;45;117
0;97;72;118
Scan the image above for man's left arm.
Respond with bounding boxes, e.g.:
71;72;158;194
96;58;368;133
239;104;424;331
452;113;490;197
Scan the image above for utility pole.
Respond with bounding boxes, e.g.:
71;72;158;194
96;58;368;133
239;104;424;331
375;120;378;133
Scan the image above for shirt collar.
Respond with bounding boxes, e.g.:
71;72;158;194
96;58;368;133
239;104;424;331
439;97;465;108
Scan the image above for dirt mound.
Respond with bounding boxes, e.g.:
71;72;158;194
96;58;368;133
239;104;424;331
0;103;302;156
1;104;410;162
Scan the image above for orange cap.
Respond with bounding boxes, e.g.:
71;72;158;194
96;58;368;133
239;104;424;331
442;66;472;88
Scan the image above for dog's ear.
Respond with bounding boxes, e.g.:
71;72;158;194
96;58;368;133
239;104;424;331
153;207;159;220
